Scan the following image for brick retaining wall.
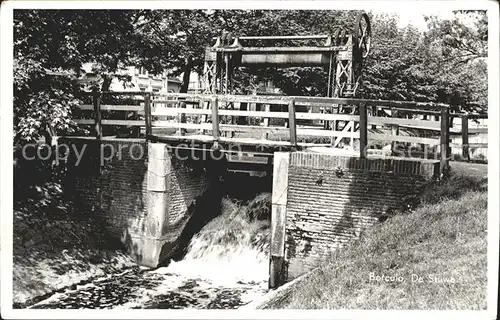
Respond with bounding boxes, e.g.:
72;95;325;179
271;152;440;280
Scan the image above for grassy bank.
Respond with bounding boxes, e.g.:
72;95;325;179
260;162;488;309
13;164;136;306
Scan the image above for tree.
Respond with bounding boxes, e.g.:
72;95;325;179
358;11;487;110
423;10;488;109
134;10;218;93
13;10;140;143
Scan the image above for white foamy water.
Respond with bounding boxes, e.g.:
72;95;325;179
123;194;272;308
164;194;271;284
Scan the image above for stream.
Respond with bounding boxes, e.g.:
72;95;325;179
28;194;271;309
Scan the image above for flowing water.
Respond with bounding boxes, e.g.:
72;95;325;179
28;193;271;309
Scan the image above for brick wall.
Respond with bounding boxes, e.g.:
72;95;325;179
62;138;210;266
283;152;440;279
63;138;149;240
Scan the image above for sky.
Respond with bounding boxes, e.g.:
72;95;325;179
368;7;456;30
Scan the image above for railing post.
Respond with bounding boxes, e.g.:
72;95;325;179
144;93;152;140
391;108;399;156
262;104;271;140
288;99;297;148
440;106;450;176
93;89;102;141
176;101;186;136
211;96;220;141
461;114;470;162
371;106;377;130
359;102;368;158
200;99;209;135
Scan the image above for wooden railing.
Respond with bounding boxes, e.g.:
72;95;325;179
74;91;462;172
449;113;488;161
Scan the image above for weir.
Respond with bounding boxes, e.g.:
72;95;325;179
60;135;439;288
57;11;460;289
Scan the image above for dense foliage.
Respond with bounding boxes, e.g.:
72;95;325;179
13;9;488;143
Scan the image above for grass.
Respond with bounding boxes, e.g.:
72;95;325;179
260;162;488;309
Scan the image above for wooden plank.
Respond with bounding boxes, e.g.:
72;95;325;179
219;109;288;118
370;133;441;146
152;134;215;142
468;143;488;148
296;128;359;138
367;116;441;130
151;107;366;120
292;96;449;110
152;99;200;104
152;121;211;130
101;120;144;126
359;103;368;158
219;124;288;133
461;114;488;119
75;119;144;126
78;104;144;111
152;108;212;116
218;137;292;147
297;112;359;122
289;99;297;147
151;134;333;148
451;142;488;149
381;107;441;115
143;92;450;110
222;109;359;121
469;128;488;134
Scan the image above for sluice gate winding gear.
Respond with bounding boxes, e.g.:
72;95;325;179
202;12;371;101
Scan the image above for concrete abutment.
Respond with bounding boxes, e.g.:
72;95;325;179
62;138;213;267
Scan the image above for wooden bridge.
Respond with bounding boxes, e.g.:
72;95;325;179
71;91;487;174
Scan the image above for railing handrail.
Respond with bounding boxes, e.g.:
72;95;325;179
80;91;453;111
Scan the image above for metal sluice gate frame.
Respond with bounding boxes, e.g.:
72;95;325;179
202;12;372;101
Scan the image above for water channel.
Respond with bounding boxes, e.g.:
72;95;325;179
28;194;271;309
